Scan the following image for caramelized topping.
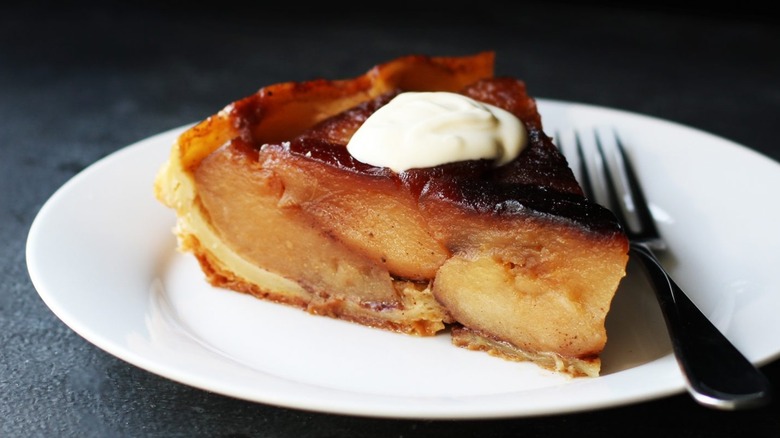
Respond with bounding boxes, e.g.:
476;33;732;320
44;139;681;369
261;79;622;234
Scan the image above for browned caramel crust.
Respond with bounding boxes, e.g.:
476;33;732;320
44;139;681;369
279;78;622;236
175;52;496;173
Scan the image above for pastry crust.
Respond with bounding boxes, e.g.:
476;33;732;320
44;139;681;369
155;51;629;377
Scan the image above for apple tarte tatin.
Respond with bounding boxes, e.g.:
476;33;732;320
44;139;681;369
154;51;629;377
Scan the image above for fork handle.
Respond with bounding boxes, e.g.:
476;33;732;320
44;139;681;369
630;243;773;410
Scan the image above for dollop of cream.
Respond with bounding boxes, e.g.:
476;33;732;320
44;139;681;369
346;91;527;172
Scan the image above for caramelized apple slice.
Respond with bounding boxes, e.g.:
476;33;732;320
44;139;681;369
430;215;627;369
195;139;397;304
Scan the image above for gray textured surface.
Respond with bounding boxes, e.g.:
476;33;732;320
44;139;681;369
3;3;779;437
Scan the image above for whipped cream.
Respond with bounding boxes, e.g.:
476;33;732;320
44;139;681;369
346;91;527;172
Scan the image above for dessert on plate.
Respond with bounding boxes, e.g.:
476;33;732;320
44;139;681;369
154;51;629;377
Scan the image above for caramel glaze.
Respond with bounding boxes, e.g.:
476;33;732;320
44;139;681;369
232;77;623;236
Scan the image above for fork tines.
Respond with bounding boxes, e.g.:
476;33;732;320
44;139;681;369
560;128;666;251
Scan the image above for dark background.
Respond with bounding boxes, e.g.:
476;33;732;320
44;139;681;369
2;2;779;437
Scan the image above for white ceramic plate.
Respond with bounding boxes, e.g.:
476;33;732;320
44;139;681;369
26;99;780;419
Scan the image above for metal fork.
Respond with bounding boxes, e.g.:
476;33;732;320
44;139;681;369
560;128;772;410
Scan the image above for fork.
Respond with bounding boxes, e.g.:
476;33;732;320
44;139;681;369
559;128;773;410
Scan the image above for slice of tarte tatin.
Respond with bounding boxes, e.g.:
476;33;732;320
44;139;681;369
154;51;629;377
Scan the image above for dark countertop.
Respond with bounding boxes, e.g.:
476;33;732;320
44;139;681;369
3;2;780;437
